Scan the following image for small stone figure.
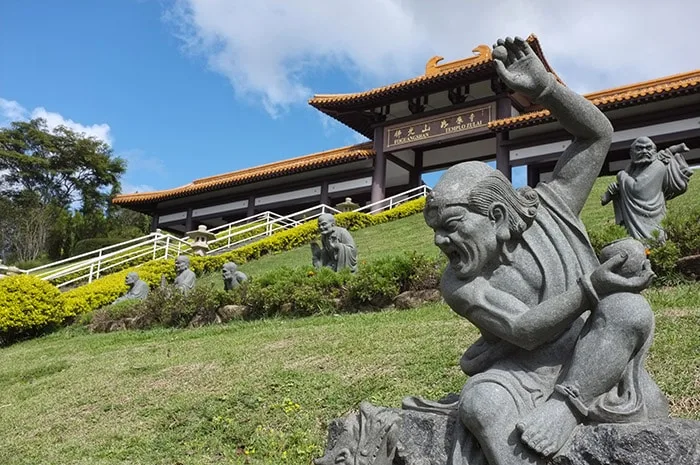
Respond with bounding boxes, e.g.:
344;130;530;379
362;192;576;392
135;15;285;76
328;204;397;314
113;272;149;303
601;137;693;242
311;213;358;273
222;262;247;291
173;255;196;293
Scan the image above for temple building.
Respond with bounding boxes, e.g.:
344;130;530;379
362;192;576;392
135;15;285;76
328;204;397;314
112;35;700;234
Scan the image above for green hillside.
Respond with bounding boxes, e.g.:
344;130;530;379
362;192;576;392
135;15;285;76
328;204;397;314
0;174;698;464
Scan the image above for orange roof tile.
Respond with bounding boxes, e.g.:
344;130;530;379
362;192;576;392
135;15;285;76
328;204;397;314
309;34;561;109
489;69;700;131
112;142;375;206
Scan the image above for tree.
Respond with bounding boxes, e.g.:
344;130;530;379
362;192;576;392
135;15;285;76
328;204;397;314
0;118;127;263
0;118;126;212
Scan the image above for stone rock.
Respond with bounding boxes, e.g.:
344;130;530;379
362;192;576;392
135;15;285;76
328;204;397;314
394;289;442;309
677;254;700;279
553;419;700;465
315;401;700;465
314;401;455;465
217;304;249;322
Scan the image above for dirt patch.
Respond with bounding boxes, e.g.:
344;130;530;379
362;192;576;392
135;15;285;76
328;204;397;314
660;307;698;318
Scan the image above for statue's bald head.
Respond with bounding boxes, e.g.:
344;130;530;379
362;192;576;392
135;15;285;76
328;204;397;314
630;137;656;164
425;161;539;237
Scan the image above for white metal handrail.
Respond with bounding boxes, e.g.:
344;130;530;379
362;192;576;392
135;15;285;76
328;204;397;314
352;185;431;215
9;185;431;288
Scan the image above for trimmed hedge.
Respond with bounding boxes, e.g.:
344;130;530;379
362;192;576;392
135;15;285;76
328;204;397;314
88;251;445;331
35;198;428;322
0;275;71;342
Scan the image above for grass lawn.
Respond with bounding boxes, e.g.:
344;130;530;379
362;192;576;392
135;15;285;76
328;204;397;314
0;295;697;465
1;175;699;464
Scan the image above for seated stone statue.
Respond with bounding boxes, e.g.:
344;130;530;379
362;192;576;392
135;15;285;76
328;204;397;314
319;38;675;465
407;37;670;465
222;262;247;291
113;272;149;303
311;213;358;273
601;137;693;242
173;255;196;293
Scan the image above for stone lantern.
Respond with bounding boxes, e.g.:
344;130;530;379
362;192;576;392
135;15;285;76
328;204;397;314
336;197;360;213
186;224;216;256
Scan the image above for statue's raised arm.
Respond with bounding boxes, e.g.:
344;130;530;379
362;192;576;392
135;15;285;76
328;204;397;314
493;37;613;216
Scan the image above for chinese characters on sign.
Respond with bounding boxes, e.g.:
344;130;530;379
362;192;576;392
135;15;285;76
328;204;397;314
383;103;496;151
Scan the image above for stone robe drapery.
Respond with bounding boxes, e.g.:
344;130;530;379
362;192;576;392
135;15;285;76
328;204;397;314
613;151;692;241
404;183;667;465
114;279;149;303
174;269;196;292
316;226;358;273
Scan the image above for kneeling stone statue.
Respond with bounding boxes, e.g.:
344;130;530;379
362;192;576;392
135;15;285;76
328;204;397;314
315;37;699;465
311;213;358;273
113;272;149;304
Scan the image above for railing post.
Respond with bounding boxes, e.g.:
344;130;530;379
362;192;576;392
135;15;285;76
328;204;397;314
88;262;94;283
177;242;181;256
96;250;102;280
389;198;394;210
227;224;232;247
164;235;171;259
153;238;157;260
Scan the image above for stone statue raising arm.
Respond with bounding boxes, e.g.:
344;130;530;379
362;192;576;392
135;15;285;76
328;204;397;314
660;142;693;200
493;37;614;216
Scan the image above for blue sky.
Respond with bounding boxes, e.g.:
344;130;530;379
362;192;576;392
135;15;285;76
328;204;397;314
2;0;698;195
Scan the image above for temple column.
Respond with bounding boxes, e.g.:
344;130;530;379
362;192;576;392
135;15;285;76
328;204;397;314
371;126;386;205
320;180;329;205
185;207;193;232
150;213;159;232
496;96;512;180
410;149;423;188
527;164;541;187
247;196;255;217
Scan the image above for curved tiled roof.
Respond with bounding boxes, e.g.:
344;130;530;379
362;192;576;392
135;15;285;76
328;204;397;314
308;34;560;111
112;142;375;206
489;69;700;131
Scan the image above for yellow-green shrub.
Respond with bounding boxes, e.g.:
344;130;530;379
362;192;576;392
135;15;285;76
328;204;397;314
0;275;69;335
63;259;177;316
59;197;429;315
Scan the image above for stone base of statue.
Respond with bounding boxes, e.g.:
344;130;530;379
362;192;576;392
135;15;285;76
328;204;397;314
314;399;700;465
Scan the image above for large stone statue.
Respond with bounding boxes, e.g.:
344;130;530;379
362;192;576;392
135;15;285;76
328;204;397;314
222;262;247;291
173;255;196;293
311;213;358;273
601;137;693;242
113;272;149;303
316;37;676;465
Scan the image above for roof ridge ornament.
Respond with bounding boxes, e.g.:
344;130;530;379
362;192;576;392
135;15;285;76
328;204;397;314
425;45;492;77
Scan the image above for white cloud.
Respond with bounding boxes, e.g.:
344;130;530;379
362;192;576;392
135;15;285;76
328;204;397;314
30;107;113;145
0;98;26;122
0;98;113;145
166;0;700;115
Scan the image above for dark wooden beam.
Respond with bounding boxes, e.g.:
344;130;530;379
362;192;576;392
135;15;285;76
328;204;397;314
386;153;414;172
371;126;387;204
448;85;469;104
424;153;496;172
504;101;700;149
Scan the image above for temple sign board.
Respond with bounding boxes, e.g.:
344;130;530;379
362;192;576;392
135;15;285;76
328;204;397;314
383;102;496;152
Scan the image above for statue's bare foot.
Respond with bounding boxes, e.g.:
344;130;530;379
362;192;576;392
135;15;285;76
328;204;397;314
516;395;580;457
